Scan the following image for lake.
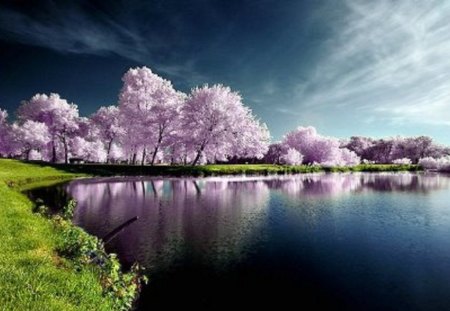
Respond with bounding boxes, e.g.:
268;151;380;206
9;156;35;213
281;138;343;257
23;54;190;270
27;172;450;310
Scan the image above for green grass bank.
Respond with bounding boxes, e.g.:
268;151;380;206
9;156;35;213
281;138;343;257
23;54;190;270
0;159;121;311
38;162;421;177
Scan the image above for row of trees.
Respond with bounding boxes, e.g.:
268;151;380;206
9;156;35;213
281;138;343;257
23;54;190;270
1;66;448;166
264;129;449;166
0;67;271;165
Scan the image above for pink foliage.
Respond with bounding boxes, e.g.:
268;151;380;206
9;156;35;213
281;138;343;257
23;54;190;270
419;156;450;172
13;120;50;160
70;137;107;163
91;106;124;163
392;158;412;165
281;148;303;165
283;126;359;166
4;65;448;167
338;148;361;166
119;67;184;165
0;108;13;155
181;84;270;165
17;93;80;163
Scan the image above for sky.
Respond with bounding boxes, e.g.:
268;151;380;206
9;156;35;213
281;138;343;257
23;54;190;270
1;0;450;144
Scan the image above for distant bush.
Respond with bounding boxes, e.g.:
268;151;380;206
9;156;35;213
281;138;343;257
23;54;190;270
280;148;303;165
392;158;412;165
419;156;450;172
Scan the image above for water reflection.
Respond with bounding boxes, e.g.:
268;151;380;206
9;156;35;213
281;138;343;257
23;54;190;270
56;173;448;268
68;177;271;269
266;172;450;197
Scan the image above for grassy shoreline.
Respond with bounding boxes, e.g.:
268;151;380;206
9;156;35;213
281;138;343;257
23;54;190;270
35;162;422;177
0;159;135;310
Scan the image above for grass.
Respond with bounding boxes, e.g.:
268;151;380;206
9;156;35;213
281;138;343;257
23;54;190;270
35;162;422;177
0;159;117;311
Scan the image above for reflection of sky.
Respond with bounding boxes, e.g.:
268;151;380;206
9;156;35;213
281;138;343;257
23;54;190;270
66;173;450;270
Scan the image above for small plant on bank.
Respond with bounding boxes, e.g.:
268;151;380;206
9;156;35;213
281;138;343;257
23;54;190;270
62;198;77;219
32;198;50;216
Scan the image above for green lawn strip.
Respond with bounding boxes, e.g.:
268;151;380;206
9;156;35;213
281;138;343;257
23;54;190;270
0;159;122;311
40;162;421;176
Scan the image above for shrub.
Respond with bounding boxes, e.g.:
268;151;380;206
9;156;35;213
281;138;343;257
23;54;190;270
419;156;450;172
62;199;77;219
392;158;412;165
280;148;303;165
418;157;438;169
52;200;148;310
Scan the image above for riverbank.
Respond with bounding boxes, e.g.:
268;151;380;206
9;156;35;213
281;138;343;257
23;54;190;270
0;159;134;310
34;162;421;177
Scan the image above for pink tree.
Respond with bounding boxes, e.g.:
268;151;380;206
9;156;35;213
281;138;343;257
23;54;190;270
69;137;107;163
90;106;124;163
283;126;340;164
342;136;374;159
233;115;270;160
13;120;50;160
146;90;185;165
264;143;289;164
108;143;125;163
282;126;360;166
181;84;270;165
281;148;303;165
0;108;13;157
17;93;80;163
389;136;437;164
118;67;184;165
338;148;360;166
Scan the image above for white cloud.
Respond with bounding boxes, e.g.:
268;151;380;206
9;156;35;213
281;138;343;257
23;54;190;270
295;0;450;127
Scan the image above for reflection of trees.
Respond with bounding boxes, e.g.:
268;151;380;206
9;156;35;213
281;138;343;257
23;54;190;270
360;173;449;193
58;173;450;271
66;177;270;270
24;181;72;213
266;174;361;198
265;173;450;198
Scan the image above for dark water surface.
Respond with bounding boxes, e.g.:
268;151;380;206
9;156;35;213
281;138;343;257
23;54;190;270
28;173;450;310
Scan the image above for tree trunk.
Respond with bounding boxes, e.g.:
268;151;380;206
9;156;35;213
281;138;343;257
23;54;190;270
132;153;137;165
52;141;57;163
192;129;213;165
192;151;202;166
106;139;113;164
62;135;68;164
141;148;146;166
151;129;164;166
150;146;159;166
192;146;205;166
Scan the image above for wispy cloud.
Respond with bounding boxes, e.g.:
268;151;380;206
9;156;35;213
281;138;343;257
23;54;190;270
0;2;204;82
293;0;450;127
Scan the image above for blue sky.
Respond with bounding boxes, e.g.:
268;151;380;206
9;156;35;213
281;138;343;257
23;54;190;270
1;0;450;144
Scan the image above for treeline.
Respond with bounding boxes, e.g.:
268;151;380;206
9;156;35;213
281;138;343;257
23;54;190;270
0;66;449;166
264;127;449;166
0;67;269;165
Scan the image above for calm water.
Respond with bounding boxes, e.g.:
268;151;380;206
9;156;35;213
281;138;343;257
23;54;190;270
28;173;450;310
